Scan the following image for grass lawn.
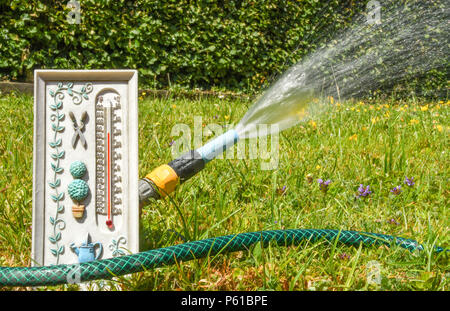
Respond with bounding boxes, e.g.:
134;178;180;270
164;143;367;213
0;91;448;290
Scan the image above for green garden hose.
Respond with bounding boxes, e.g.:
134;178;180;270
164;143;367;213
0;228;444;287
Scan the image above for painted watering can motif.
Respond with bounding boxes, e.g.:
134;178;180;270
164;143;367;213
70;233;103;263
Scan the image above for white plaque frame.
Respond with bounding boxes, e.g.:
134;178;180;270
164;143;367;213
32;70;139;266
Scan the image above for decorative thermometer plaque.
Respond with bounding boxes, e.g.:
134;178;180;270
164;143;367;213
32;70;139;267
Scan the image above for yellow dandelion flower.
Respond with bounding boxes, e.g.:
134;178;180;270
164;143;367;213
420;105;428;112
410;119;419;125
172;104;176;108
309;120;317;129
435;125;443;132
349;134;358;141
224;115;230;120
316;165;321;170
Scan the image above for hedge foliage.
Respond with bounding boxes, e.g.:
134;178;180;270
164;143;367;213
0;0;447;96
0;0;363;90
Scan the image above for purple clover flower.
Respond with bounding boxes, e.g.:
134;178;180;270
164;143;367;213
404;177;415;187
357;184;372;198
318;179;331;193
387;218;400;225
338;253;351;260
169;140;175;147
390;186;402;195
277;185;287;196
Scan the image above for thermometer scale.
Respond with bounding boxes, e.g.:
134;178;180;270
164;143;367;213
95;93;123;231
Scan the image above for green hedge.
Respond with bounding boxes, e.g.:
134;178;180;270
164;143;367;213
0;0;447;96
0;0;363;91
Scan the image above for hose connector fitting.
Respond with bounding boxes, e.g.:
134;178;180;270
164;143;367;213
138;150;206;205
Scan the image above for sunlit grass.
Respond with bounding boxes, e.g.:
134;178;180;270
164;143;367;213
0;91;448;291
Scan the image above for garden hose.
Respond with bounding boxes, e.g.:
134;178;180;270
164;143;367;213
138;150;205;202
139;130;239;203
0;228;444;287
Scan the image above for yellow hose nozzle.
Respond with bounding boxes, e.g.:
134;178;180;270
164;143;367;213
145;164;179;197
138;150;206;205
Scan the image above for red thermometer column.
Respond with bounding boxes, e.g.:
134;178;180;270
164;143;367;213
104;103;114;229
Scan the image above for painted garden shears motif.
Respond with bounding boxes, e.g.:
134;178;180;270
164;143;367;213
69;110;88;149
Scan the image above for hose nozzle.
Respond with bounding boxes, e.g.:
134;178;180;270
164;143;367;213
138;129;239;206
138;150;205;205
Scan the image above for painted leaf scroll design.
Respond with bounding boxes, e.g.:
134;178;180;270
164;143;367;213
47;82;92;264
109;236;128;257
